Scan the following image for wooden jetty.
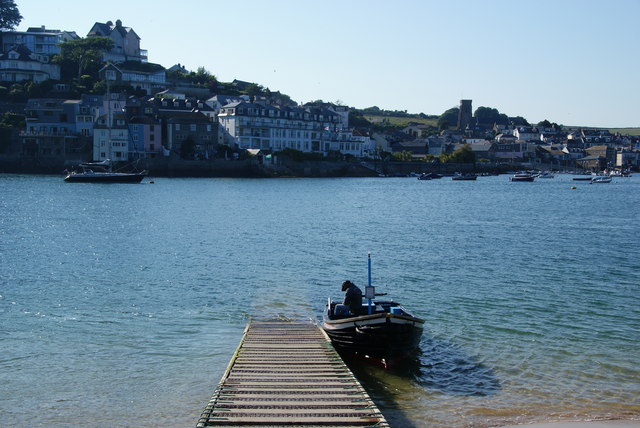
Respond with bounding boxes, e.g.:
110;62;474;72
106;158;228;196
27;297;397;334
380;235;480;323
197;319;389;427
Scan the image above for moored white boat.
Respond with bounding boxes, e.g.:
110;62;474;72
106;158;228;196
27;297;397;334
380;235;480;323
591;175;612;183
509;172;535;182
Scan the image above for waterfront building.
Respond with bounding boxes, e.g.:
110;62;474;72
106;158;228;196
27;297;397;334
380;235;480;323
93;111;129;162
128;116;163;158
21;98;90;160
493;140;535;163
617;148;640;168
161;111;220;159
217;101;370;157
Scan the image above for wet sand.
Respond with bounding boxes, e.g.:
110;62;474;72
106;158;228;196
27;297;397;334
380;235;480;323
504;421;640;428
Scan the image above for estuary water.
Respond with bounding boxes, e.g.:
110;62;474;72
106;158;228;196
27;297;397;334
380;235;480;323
1;173;639;428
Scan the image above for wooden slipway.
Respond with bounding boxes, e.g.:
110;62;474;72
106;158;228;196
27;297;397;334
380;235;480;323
197;320;389;427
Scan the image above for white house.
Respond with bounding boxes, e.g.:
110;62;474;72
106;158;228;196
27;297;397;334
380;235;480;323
0;45;60;82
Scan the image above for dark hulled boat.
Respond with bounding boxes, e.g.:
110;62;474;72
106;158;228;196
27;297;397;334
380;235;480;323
64;160;147;183
322;297;424;368
64;170;147;183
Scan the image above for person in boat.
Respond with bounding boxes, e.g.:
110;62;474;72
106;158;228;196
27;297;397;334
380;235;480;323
334;280;363;317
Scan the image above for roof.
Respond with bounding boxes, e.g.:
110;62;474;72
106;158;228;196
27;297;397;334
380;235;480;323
0;45;34;61
88;20;140;40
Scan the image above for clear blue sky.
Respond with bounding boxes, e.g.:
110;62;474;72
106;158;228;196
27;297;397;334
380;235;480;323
14;0;640;128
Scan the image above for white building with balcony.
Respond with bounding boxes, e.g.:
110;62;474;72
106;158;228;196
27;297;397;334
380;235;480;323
217;101;369;157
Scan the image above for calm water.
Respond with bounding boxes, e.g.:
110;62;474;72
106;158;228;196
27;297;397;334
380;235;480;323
1;173;639;427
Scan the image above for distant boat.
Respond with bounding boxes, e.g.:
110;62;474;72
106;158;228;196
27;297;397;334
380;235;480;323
417;172;443;180
537;171;555;179
64;160;147;183
509;172;535;182
452;172;477;181
572;174;593;181
65;71;148;184
591;175;612;183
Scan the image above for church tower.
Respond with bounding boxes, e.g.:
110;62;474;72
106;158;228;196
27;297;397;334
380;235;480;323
457;99;473;130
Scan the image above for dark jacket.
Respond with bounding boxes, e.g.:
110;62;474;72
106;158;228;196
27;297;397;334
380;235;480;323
343;283;363;314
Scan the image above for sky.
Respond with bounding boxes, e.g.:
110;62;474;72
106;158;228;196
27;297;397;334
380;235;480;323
13;0;640;128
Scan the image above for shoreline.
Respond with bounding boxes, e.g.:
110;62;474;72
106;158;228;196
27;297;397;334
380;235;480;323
503;420;640;428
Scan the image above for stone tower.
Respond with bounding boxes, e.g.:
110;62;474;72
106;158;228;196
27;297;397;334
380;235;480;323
457;99;473;130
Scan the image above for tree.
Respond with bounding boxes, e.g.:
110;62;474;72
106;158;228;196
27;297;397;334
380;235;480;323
510;116;530;127
440;144;475;163
53;37;114;79
438;107;458;130
0;0;22;30
391;150;413;162
243;83;265;98
474;106;508;126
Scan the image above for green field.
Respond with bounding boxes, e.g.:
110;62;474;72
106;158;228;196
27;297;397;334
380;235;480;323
609;128;640;136
363;115;438;128
364;114;639;136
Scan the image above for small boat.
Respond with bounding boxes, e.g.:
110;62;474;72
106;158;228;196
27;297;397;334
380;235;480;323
64;160;147;183
591;175;612;183
451;173;477;181
537;171;555;179
322;255;424;368
417;172;443;180
509;172;535;182
572;174;593;181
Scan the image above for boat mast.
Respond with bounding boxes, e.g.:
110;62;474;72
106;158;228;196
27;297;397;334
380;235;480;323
367;253;373;314
106;65;114;164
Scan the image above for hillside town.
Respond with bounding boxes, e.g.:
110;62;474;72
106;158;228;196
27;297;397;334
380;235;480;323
0;18;639;175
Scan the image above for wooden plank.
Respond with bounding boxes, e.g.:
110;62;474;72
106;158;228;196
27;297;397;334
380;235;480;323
197;320;388;428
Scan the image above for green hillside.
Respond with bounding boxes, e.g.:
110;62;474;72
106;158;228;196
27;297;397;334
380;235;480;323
610;128;640;136
363;115;438;128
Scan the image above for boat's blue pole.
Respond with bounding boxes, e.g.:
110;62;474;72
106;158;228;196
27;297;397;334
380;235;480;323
368;253;372;314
